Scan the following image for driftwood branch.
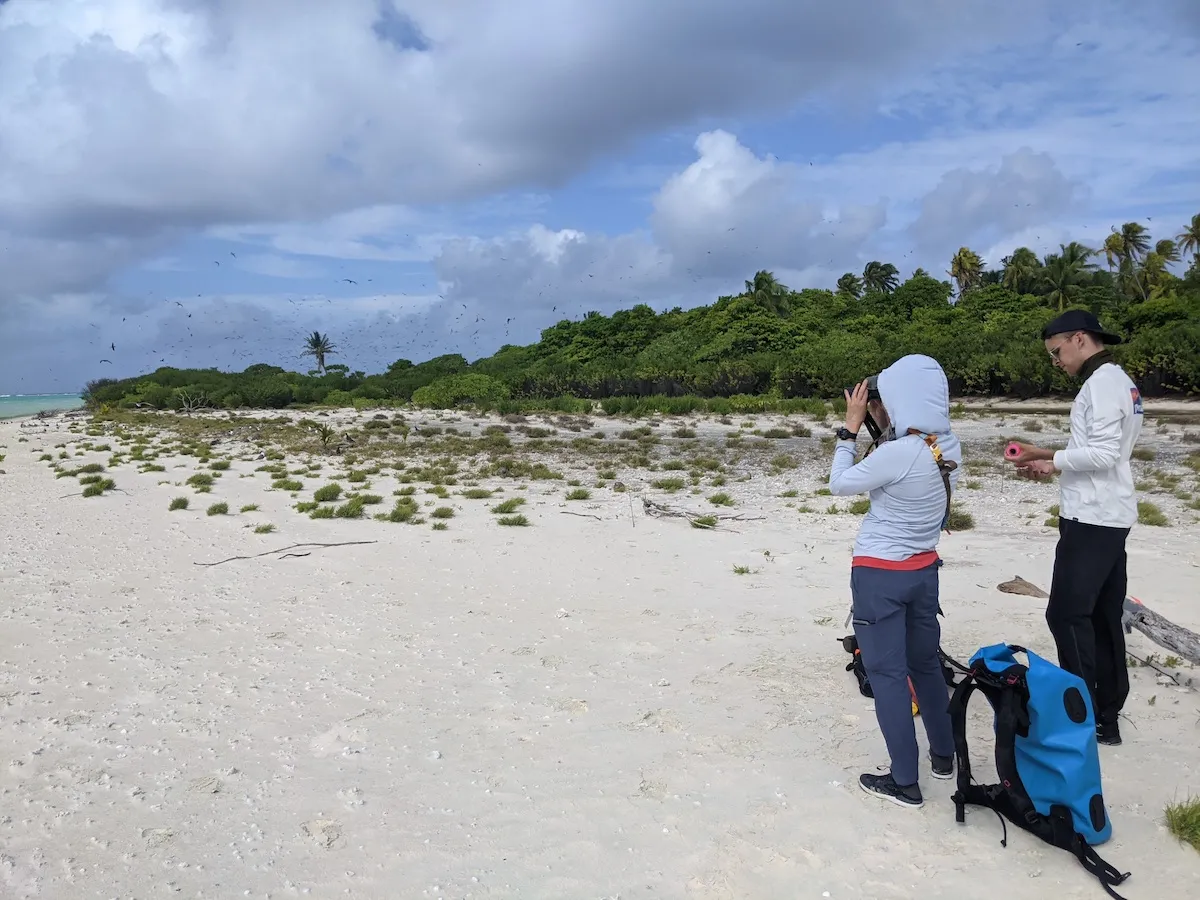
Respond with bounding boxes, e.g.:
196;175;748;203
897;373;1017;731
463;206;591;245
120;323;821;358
1122;596;1200;668
560;510;603;521
1124;651;1180;685
997;576;1200;667
195;540;377;567
641;497;765;529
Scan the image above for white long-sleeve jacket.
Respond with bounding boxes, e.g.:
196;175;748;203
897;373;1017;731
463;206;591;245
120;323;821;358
1053;362;1144;529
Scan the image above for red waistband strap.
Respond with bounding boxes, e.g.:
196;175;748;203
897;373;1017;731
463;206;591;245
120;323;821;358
852;550;940;570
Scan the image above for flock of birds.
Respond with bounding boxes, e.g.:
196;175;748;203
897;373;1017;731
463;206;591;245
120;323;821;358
75;250;661;383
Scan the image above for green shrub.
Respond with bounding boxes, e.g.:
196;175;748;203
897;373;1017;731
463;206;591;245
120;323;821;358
314;483;342;502
169;497;189;511
206;502;229;516
1137;501;1168;527
412;373;511;409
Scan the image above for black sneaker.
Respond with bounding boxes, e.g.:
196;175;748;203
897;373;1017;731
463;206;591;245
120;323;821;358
1097;721;1122;746
859;773;923;808
930;753;954;780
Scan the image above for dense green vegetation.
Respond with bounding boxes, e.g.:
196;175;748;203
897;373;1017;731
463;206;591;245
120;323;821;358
86;217;1200;412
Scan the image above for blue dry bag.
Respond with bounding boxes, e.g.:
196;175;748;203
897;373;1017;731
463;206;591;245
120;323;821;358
948;643;1131;899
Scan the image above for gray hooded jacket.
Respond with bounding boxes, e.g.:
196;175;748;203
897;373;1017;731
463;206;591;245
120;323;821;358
828;354;962;560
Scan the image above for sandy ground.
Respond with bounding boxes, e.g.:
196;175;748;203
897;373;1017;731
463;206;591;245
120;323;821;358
2;405;1198;899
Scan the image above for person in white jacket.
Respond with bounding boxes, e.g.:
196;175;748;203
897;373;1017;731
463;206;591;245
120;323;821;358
1008;310;1143;746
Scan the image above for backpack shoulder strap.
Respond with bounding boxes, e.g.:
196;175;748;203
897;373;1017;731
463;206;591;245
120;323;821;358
910;430;958;530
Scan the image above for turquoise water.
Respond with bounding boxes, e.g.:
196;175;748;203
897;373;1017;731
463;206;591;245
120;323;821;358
0;394;86;420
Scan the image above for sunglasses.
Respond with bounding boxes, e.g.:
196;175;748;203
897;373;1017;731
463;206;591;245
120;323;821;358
1047;334;1077;359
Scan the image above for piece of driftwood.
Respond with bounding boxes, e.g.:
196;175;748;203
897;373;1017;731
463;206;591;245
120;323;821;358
997;576;1049;598
640;497;765;529
997;576;1200;667
196;540;377;567
561;510;603;521
1122;596;1200;667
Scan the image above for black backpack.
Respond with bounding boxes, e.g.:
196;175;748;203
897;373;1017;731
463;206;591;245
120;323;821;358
840;634;958;699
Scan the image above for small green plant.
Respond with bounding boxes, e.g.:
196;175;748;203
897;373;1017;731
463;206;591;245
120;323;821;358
382;497;419;522
651;477;686;492
461;488;494;499
294;500;320;513
253;523;276;534
491;497;526;514
274;479;304;492
240;504;259;513
708;492;735;507
1137;501;1168;527
431;506;455;519
732;564;752;575
778;488;799;498
334;497;366;518
1164;795;1200;853
946;505;975;530
1130;446;1156;462
169;496;189;511
565;488;591;501
206;502;229;516
310;505;336;519
691;515;719;528
314;483;343;503
210;460;231;471
187;472;214;489
431;521;449;531
848;498;871;514
497;514;530;526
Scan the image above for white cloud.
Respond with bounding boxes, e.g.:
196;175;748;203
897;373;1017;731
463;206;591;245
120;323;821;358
2;0;1199;391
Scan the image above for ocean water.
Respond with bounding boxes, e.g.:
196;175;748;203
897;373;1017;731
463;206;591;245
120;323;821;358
0;393;86;420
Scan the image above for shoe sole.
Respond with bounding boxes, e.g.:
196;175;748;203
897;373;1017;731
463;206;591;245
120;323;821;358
931;769;954;780
858;779;923;808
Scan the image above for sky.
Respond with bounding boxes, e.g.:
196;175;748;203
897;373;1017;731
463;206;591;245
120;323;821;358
1;0;1198;394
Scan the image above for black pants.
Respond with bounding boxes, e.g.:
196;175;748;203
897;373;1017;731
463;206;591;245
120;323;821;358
1046;517;1131;726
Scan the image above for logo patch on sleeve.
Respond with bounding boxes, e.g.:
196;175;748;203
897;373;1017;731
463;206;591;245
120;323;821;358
1130;387;1143;414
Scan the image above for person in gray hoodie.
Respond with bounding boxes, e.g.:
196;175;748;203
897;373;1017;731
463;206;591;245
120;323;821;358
828;354;961;808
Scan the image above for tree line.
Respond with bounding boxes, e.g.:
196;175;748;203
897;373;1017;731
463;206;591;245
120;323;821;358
85;215;1200;413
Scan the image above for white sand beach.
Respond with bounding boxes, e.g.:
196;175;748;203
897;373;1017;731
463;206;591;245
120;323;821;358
2;406;1197;899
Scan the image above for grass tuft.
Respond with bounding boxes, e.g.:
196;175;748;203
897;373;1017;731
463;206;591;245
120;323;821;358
206;502;229;516
1137;500;1168;527
169;496;189;511
1164;796;1200;853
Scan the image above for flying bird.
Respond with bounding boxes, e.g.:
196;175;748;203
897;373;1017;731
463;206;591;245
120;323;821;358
99;359;112;364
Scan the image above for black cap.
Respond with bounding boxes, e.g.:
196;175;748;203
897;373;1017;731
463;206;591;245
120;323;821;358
1041;309;1122;345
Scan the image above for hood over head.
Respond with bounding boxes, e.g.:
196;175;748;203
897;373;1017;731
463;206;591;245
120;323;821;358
876;354;952;436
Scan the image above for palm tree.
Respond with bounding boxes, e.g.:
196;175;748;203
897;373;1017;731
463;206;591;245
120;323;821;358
1039;243;1095;311
744;270;790;316
948;247;984;296
1114;221;1151;262
862;261;899;294
911;267;931;279
1101;232;1125;272
835;272;863;299
1177;213;1200;265
302;331;338;374
1001;247;1040;294
1155;238;1181;265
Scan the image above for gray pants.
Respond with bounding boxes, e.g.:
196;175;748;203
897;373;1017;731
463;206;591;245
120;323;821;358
851;562;955;787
